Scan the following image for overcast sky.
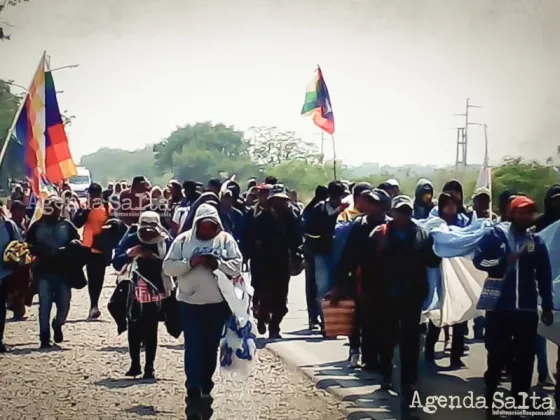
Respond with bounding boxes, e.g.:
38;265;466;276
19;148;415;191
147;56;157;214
1;0;559;166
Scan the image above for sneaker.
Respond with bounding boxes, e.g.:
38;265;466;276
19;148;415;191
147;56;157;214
143;366;155;380
538;374;555;387
348;352;360;369
88;307;101;320
380;378;393;391
450;358;466;370
53;326;63;344
268;331;282;340
40;340;52;349
125;365;142;377
257;319;267;335
0;343;6;353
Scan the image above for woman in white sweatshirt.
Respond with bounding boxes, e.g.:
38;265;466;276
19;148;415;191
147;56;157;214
162;203;242;402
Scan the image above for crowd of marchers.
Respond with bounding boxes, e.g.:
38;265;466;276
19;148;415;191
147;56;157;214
1;175;559;418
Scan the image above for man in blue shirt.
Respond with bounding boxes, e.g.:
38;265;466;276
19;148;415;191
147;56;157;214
474;195;553;412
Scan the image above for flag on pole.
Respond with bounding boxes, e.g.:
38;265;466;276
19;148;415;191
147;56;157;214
301;66;335;135
14;53;47;195
44;70;77;182
12;52;77;195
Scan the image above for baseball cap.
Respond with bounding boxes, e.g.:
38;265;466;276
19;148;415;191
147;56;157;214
361;189;382;203
472;187;491;199
268;184;290;200
509;196;536;212
391;195;414;210
386;179;400;188
353;182;372;197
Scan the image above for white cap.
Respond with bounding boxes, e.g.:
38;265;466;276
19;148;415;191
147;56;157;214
386;179;400;188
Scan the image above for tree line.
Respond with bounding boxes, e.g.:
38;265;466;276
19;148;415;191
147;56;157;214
0;79;558;208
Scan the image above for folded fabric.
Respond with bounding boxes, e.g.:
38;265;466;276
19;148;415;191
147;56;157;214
216;272;257;381
416;218;560;329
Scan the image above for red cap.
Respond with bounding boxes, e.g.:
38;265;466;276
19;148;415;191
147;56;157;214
255;183;272;191
510;196;536;211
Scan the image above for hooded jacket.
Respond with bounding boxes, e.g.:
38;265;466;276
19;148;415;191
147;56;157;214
442;180;467;214
180;192;221;233
535;185;560;233
163;203;242;305
473;222;553;312
413;179;435;220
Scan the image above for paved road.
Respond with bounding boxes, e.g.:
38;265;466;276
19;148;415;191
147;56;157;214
266;273;560;420
0;271;347;420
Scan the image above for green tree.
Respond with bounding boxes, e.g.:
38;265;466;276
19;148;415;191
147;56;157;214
0;0;30;40
246;126;320;168
492;157;559;211
0;80;24;189
80;147;166;187
154;122;258;182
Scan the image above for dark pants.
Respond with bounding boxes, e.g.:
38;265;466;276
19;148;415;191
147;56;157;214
484;311;538;406
425;320;466;362
0;277;10;344
378;297;422;387
86;252;107;309
256;267;290;334
180;301;230;394
555;346;560;408
360;299;381;366
128;302;159;370
304;252;319;324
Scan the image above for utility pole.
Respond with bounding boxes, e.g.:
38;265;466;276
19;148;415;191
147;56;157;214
454;97;481;169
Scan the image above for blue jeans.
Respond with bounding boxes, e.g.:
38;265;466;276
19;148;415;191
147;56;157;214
314;255;333;323
37;276;71;341
536;335;549;379
179;301;230;393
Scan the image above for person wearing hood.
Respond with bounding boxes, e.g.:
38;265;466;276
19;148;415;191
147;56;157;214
179;191;221;234
428;180;470;225
413;179;436;220
163;203;242;402
535;185;560;232
113;211;173;379
251;186;302;338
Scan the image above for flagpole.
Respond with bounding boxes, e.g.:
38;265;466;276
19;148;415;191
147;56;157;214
484;124;494;219
0;51;47;168
331;134;337;180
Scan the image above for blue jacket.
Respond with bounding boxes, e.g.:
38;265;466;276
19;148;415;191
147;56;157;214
473;223;553;312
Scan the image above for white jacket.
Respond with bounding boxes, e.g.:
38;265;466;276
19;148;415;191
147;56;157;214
163;204;242;305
